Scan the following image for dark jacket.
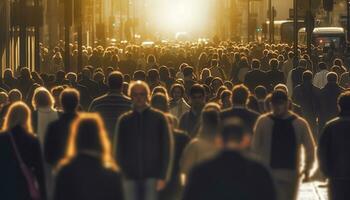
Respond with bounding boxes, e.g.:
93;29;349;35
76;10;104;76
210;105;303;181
244;69;267;91
179;109;201;138
44;112;78;166
293;82;320;132
318;114;350;180
182;150;276;200
266;69;285;90
0;126;47;200
54;153;124;200
89;92;132;138
319;82;344;130
71;82;92;110
79;78;99;98
220;107;260;134
115;107;173;180
291;67;306;89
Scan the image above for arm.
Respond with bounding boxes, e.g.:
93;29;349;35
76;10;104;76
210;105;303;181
159;114;174;182
299;119;316;174
251;116;267;161
32;140;47;200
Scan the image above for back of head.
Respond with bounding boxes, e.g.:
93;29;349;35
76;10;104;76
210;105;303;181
318;62;327;70
8;89;22;103
327;72;338;83
32;87;55;110
190;84;205;98
0;92;8;104
133;70;146;81
2;101;33;133
338;91;350;114
61;88;80;113
201;109;220;138
220;118;246;144
82;68;92;79
107;71;123;91
151;93;169;112
232;84;250;106
299;59;307;68
254;86;267;100
302;70;313;83
147;69;160;82
269;58;279;70
183;66;194;78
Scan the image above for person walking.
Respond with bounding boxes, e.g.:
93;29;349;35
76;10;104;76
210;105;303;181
252;90;316;200
183;120;276;200
115;81;174;200
54;114;123;200
0;102;47;200
318;91;350;200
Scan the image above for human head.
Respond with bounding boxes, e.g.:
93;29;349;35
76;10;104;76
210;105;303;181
170;84;185;101
270;89;289;117
200;109;220;139
60;88;80;113
128;81;151;109
269;58;279;70
251;59;261;69
63;113;117;170
254;86;267;100
318;62;327;71
0;92;8;105
107;71;123;91
8;89;22;103
151;93;169;113
220;90;232;109
32;87;55;110
302;70;313;83
2;101;33;133
189;84;206;111
327;72;338;83
133;70;146;81
219;118;250;149
338;91;350;115
231;84;250;106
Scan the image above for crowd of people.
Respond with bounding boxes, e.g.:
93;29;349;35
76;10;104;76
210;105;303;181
0;40;349;200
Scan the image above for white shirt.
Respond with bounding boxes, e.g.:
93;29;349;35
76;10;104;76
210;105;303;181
313;70;329;89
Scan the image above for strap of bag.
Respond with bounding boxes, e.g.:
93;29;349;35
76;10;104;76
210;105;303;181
8;132;41;200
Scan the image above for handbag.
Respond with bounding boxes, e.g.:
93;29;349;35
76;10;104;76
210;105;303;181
9;132;41;200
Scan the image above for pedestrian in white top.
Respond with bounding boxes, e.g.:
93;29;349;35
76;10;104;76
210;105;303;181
313;62;329;89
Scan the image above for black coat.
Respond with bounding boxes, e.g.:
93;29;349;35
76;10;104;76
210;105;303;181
266;69;285;90
54;153;124;200
319;83;344;130
116;107;173;180
79;78;100;98
0;126;47;200
318;114;350;180
220;107;260;135
182;150;276;200
244;69;267;92
44;112;78;166
89;92;132;138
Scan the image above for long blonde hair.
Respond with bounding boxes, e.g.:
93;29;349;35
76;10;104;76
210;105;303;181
32;87;55;110
2;101;34;134
57;113;118;171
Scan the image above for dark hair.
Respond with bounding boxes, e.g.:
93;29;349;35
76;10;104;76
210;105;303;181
220;119;245;143
302;70;313;82
269;58;279;70
251;59;261;69
190;84;205;97
151;93;169;112
183;66;194;77
60;88;80;112
201;109;220;138
107;71;123;90
318;62;327;70
147;69;160;82
327;72;338;83
232;84;250;105
271;89;289;105
254;85;267;100
338;91;350;113
133;70;146;81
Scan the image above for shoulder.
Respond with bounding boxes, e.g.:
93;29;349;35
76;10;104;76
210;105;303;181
256;113;273;124
324;117;341;129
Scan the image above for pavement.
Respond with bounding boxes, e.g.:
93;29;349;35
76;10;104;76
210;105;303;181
298;182;328;200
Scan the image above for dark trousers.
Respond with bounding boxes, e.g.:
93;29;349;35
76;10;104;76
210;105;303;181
329;180;350;200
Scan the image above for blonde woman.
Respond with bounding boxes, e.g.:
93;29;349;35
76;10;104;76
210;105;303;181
54;113;123;200
0;102;47;200
32;87;59;145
